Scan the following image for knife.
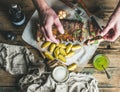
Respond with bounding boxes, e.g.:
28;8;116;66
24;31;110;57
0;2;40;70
60;0;106;44
61;0;104;31
76;0;107;44
77;0;105;30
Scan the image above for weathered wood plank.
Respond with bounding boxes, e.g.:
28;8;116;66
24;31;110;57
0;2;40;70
81;67;120;87
99;39;120;49
99;88;120;92
0;87;22;92
0;0;120;91
84;0;119;21
0;70;20;86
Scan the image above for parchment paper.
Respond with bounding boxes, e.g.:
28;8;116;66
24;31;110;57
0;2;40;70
22;0;99;67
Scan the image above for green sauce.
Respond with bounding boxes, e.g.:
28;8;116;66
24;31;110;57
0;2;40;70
93;54;109;71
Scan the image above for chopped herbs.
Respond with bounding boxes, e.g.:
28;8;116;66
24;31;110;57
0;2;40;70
73;29;82;38
91;31;96;36
77;29;82;33
94;40;98;44
75;13;82;22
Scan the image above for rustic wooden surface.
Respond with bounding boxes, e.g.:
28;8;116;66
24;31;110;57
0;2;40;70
0;0;120;92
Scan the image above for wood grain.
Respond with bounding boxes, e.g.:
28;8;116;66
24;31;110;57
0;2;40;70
0;0;120;92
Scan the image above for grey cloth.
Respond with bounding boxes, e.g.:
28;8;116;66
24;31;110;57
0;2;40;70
0;43;99;92
26;73;98;92
0;43;34;75
19;61;47;91
19;62;99;92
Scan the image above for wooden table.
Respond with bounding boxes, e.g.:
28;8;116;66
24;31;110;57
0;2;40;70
0;0;120;92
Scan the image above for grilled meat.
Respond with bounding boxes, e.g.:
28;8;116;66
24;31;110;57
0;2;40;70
36;19;99;42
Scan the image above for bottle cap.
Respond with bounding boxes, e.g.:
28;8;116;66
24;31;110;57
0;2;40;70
11;4;17;8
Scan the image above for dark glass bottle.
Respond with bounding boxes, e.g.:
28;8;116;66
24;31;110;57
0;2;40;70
9;4;26;26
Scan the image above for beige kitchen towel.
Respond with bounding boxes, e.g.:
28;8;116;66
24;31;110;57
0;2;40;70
19;62;99;92
0;43;34;75
24;73;99;92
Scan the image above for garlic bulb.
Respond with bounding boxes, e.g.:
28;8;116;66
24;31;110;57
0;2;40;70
58;10;67;19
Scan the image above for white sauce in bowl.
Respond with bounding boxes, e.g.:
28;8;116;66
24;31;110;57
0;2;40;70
52;66;68;82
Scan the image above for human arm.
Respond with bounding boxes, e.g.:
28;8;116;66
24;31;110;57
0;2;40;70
100;1;120;42
32;0;64;43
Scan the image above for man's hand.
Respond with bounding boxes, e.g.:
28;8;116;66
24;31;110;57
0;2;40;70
39;7;64;43
32;0;64;43
100;2;120;42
